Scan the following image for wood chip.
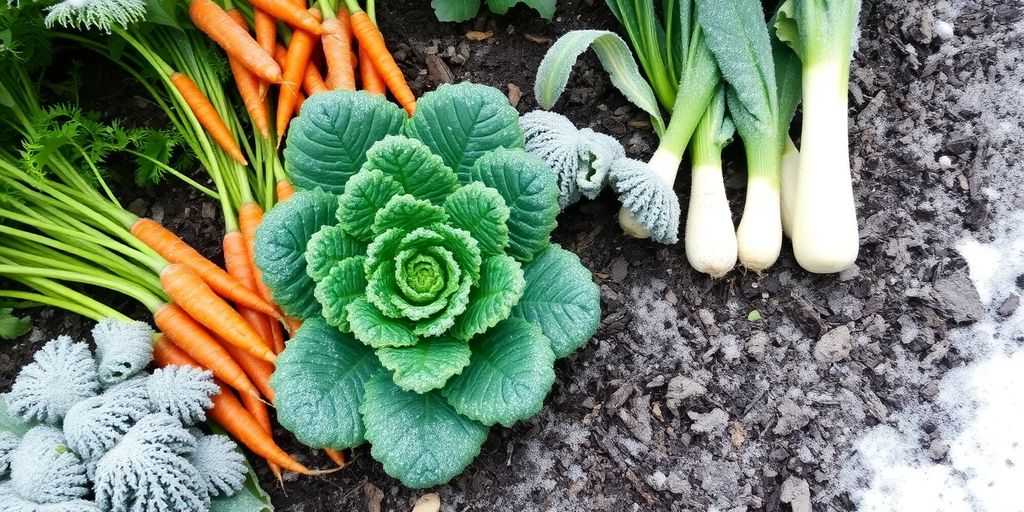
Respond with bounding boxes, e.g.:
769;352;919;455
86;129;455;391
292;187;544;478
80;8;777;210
524;33;553;44
364;483;384;512
465;31;493;41
425;54;455;85
507;83;522;108
411;493;440;512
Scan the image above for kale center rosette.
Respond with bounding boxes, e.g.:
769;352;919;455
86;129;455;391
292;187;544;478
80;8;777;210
254;83;601;489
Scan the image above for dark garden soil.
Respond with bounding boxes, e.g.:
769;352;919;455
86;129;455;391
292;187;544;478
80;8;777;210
3;0;1020;510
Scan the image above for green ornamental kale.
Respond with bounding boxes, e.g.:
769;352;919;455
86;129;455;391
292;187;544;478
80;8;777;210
257;83;601;488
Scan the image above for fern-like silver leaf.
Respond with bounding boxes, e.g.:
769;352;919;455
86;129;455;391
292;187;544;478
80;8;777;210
9;425;89;503
577;128;626;199
521;110;585;209
8;336;99;424
44;0;147;33
63;377;152;475
189;434;247;497
0;481;101;512
146;366;219;426
92;319;154;386
0;431;19;477
94;413;208;512
609;158;681;244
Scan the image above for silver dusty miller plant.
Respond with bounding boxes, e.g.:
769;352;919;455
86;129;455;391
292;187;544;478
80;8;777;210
0;320;248;511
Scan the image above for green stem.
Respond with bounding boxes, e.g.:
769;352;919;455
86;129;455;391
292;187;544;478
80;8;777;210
0;290;113;322
124;150;220;199
0;264;165;312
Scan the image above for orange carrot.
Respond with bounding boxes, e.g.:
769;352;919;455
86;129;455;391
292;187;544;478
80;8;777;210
322;10;355;90
225;10;271;138
237;203;277;310
359;48;386;95
349;10;416;114
223;230;277;355
285;316;303;333
253;10;277;72
276;13;320;139
276;180;295;201
323;448;347;467
160;264;276;363
154;305;259;397
303;62;329;95
131;218;281;319
169;72;247;165
250;0;323;35
241;391;284;485
189;0;282;84
269;320;286;354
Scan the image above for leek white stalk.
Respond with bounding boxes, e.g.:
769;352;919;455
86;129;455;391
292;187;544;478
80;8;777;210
685;89;736;277
779;136;800;237
779;0;862;273
736;144;783;272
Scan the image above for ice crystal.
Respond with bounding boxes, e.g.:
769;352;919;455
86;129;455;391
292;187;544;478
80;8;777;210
8;336;99;424
0;481;101;512
145;366;218;426
0;431;19;477
94;413;208;512
189;434;247;497
609;158;681;244
44;0;147;33
92;319;154;386
9;426;89;503
63;377;152;470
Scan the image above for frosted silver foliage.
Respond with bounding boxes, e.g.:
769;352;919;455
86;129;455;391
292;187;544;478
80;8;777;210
44;0;147;33
63;377;152;471
92;319;154;386
521;110;678;243
146;366;218;426
0;482;101;512
189;434;247;497
8;336;99;424
10;426;89;503
609;158;681;244
0;431;18;477
94;413;208;512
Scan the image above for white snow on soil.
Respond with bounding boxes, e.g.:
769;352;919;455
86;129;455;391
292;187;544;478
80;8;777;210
840;213;1024;511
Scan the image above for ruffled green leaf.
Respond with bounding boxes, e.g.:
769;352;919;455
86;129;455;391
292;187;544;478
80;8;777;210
283;91;406;193
442;318;555;427
362;135;460;204
306;225;367;282
377;337;471;393
337;169;406;242
413;275;472;337
347;298;418;348
365;260;405;318
255;189;340;319
406;83;524;183
314;256;368;330
360;373;488;488
400;225;482;283
365;228;406;276
450;255;525;340
270;318;383;449
443;183;511;257
392;248;458;320
372;195;449;236
471;148;559;262
511;244;600;358
486;0;556;18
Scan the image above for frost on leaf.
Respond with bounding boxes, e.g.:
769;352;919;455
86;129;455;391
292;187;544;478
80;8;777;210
94;413;207;512
0;431;18;477
8;336;99;424
146;366;218;426
609;157;681;244
92;319;154;386
0;481;101;512
63;377;152;476
188;434;247;497
9;426;89;503
44;0;147;33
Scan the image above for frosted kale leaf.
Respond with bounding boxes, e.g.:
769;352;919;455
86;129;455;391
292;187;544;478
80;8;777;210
0;431;18;477
43;0;147;33
91;319;154;386
146;366;218;426
576;128;625;199
189;434;247;497
0;481;101;512
94;413;207;512
521;110;585;208
609;157;681;244
9;425;89;503
62;377;152;470
8;336;99;424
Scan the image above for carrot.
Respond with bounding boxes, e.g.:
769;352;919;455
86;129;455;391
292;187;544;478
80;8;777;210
348;10;416;114
276;12;320;139
224;10;271;139
151;338;323;475
237;204;277;308
241;391;284;485
269;320;286;354
169;72;248;165
189;0;282;84
131;218;281;319
250;0;324;35
322;10;355;90
160;264;276;364
153;305;259;397
303;62;329;95
359;48;386;95
276;180;295;201
285;316;303;333
323;448;347;467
